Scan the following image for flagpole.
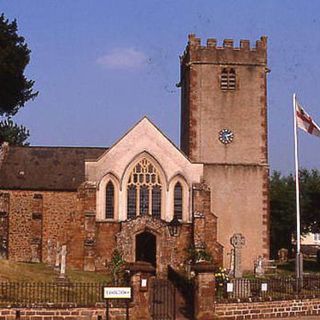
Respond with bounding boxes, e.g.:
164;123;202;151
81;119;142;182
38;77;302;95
293;93;303;287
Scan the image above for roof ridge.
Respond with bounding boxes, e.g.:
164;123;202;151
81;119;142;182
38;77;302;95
8;145;109;150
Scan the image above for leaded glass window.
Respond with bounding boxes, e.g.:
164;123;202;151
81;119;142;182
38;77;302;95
127;185;137;219
105;181;115;219
174;182;183;220
152;185;161;218
127;158;162;218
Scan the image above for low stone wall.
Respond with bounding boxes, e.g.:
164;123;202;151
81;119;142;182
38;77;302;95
215;298;320;319
0;306;127;320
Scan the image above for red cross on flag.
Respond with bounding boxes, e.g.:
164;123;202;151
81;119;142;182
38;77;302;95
295;99;320;137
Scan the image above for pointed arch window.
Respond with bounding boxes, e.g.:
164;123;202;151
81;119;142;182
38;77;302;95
127;158;162;219
174;182;183;220
105;181;115;219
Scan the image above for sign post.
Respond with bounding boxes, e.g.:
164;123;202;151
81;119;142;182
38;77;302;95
103;286;132;320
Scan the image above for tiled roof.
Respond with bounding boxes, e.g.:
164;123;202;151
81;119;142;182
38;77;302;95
0;145;107;191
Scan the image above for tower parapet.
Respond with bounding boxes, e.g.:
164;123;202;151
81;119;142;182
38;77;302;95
182;34;267;66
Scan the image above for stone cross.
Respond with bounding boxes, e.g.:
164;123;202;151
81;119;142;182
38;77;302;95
59;245;67;278
230;233;245;278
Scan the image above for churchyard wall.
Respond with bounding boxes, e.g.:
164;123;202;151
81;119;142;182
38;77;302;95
0;306;125;320
215;298;320;319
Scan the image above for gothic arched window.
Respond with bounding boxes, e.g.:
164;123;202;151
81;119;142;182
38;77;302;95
105;181;115;219
174;182;183;220
127;158;162;219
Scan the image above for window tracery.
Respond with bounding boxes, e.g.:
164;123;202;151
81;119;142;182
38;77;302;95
127;158;162;218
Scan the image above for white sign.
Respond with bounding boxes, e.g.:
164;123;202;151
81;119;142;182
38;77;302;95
261;283;268;292
226;283;234;293
141;278;147;287
103;287;132;299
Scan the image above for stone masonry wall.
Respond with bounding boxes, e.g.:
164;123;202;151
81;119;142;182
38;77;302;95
204;165;268;271
180;34;267;165
180;34;270;272
0;190;77;264
192;183;223;266
0;307;126;320
95;222;120;271
2;298;320;319
215;299;320;319
116;215;192;275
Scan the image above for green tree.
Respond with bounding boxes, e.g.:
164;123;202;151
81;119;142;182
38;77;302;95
0;118;29;146
270;169;320;258
0;13;38;145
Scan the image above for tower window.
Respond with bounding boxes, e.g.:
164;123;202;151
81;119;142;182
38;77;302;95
220;68;236;90
105;181;115;219
127;158;162;219
174;182;183;220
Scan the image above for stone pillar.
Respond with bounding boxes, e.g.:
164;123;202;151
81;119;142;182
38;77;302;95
192;263;215;320
84;211;96;271
79;182;97;271
127;262;155;320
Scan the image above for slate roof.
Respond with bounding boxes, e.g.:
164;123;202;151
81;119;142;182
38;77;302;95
0;146;107;191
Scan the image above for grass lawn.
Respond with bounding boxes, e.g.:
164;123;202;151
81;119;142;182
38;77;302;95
0;260;110;283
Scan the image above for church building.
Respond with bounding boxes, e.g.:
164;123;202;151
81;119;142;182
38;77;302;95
0;34;269;274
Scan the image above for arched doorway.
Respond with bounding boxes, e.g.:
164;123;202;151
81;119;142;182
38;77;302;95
135;231;156;267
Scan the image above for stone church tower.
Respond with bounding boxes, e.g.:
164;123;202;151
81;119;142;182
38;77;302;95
180;34;269;269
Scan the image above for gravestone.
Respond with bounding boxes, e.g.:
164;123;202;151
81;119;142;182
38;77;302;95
230;233;245;278
59;245;67;279
54;242;60;271
47;239;53;265
278;248;288;263
254;256;264;276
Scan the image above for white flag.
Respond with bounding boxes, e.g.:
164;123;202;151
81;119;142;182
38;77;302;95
295;98;320;137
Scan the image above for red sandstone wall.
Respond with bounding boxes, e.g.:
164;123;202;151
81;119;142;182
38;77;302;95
215;299;320;319
0;307;126;319
95;222;120;270
0;190;78;265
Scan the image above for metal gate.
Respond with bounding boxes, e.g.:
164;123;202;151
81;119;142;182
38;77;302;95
151;279;176;320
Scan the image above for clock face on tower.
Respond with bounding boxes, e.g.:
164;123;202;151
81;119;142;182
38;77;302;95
218;129;234;144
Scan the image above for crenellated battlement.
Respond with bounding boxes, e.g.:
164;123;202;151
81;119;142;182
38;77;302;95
187;33;267;51
182;34;267;65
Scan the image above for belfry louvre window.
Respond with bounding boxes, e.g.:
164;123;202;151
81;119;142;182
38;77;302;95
220;68;236;90
105;181;115;219
127;158;162;218
174;182;183;220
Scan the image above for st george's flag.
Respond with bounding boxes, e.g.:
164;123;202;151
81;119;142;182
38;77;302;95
295;98;320;137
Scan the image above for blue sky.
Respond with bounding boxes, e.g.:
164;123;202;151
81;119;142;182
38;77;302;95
2;0;320;173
